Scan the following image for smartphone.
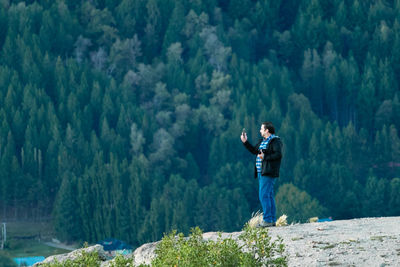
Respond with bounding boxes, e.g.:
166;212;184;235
242;128;246;135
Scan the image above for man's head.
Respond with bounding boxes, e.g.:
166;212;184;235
260;122;275;138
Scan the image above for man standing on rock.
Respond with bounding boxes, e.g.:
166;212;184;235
241;122;282;227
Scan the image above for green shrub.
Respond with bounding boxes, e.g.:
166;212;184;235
108;254;135;267
151;225;287;267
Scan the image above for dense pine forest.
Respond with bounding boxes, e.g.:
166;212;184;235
0;0;400;247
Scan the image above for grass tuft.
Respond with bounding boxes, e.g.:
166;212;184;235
247;212;288;228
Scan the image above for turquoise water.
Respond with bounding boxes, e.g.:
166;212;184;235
14;256;45;266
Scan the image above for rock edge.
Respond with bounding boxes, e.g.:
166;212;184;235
35;216;400;266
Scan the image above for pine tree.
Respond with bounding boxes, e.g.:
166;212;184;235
115;0;139;38
0;7;7;49
363;175;388;217
357;63;377;130
228;0;252;20
53;173;83;242
162;0;185;56
144;0;162;60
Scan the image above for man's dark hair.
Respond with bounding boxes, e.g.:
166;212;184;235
262;122;275;134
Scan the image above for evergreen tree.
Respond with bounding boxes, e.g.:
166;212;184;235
53;173;83;242
228;0;252;20
144;0;162;60
115;0;140;38
363;175;388;217
357;64;377;130
162;0;185;56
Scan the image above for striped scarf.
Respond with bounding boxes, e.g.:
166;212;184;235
256;134;275;173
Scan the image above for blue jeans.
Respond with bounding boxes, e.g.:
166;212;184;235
258;173;276;223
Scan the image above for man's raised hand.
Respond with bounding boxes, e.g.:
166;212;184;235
241;132;247;143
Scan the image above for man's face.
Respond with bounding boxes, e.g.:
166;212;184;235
260;125;268;137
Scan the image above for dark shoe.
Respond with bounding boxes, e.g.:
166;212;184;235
257;221;276;228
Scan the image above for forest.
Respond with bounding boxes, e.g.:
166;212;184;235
0;0;399;247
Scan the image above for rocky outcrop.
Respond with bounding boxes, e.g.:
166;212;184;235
33;244;108;266
37;217;400;266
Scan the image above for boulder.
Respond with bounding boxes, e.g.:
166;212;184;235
33;244;108;266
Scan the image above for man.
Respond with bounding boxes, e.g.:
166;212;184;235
241;122;282;227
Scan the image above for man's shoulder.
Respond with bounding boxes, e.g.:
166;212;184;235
271;135;281;141
270;136;282;145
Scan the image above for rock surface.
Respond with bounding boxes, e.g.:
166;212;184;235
38;217;400;266
34;244;108;266
270;216;400;266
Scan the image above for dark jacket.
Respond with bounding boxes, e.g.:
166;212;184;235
243;137;282;178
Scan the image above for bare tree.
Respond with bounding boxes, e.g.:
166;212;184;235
130;123;145;155
74;35;92;63
90;47;107;71
167;42;183;64
109;34;142;76
200;27;231;72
